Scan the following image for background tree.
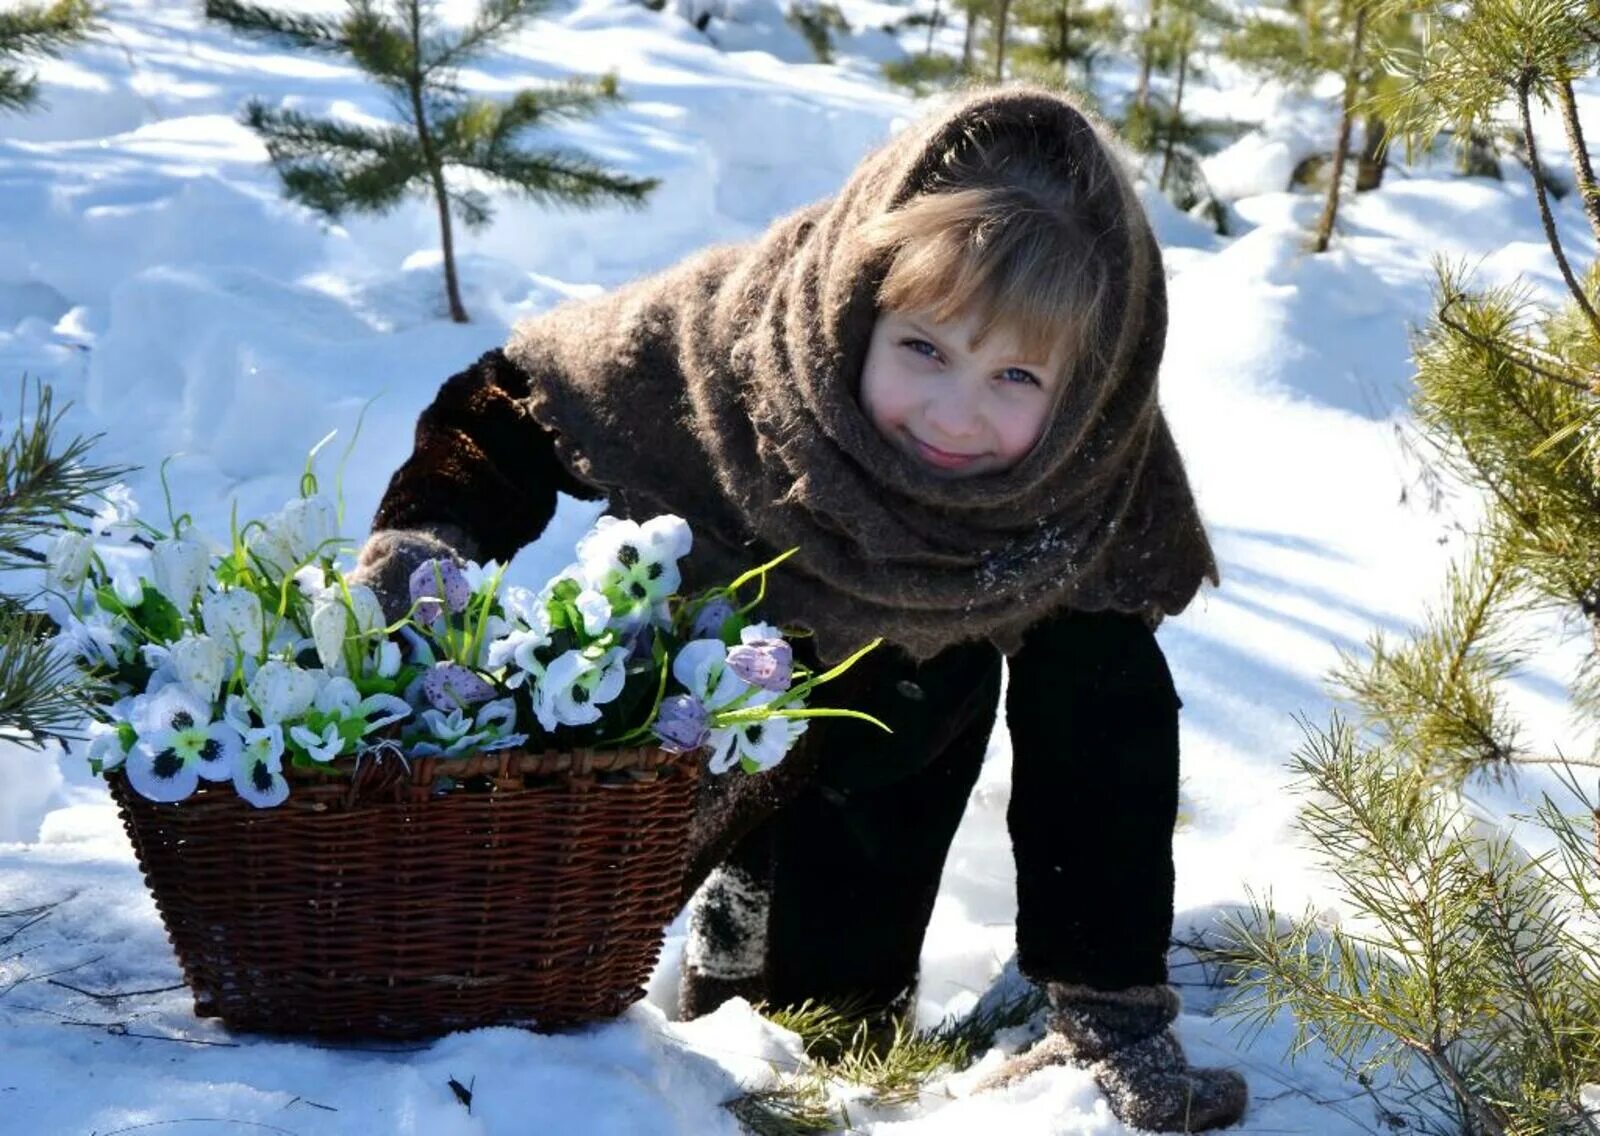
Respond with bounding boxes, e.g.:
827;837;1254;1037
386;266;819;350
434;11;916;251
1223;4;1600;1131
1010;0;1119;90
0;0;97;113
205;0;660;324
1224;0;1421;251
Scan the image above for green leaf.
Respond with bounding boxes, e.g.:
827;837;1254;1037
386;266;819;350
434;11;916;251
136;583;185;644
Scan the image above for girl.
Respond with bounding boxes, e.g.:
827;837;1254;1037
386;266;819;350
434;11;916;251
354;85;1246;1131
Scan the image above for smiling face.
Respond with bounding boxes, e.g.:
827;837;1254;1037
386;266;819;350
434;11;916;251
859;306;1067;478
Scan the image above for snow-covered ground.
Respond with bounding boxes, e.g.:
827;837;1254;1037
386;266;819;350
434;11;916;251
2;1;1598;1132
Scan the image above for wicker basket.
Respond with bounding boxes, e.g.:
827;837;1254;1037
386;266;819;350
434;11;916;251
107;745;701;1040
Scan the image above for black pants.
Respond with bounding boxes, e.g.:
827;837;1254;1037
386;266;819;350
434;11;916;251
698;607;1180;1017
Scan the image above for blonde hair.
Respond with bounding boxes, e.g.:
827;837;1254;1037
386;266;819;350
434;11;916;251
859;123;1122;380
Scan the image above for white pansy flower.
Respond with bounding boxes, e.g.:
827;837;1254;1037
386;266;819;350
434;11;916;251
473;698;526;751
233;725;289;808
150;535;210;609
531;646;627;732
310;675;408;735
576;516;691;627
499;584;546;629
316;676;361;715
44;594;129;671
46;531;94;590
125;686;241;803
168;633;228;702
707;706;807;775
201;588;264;658
247;660;319;724
486;627;551;689
575;588;611;636
672;638;750;710
410;707;480;757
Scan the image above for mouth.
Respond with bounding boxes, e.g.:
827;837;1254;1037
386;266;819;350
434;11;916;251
909;434;984;470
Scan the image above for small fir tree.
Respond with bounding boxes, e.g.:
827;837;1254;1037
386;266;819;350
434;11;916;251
1223;4;1600;1131
0;382;130;746
0;0;97;113
1010;0;1119;90
205;0;660;324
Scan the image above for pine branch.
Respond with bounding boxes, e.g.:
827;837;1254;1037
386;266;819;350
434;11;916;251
425;0;546;75
0;0;97;61
1555;77;1600;246
456;146;659;209
0;607;100;747
0;68;39;113
202;0;351;55
243;103;427;218
1516;70;1600;340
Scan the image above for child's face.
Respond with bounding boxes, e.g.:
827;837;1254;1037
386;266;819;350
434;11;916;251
858;307;1063;478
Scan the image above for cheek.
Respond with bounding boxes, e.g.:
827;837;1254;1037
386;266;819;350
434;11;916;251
990;397;1052;465
859;355;911;434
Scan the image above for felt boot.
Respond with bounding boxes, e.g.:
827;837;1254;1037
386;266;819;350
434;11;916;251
979;982;1247;1132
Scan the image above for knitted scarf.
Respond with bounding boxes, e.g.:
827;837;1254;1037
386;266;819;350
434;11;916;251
505;86;1217;663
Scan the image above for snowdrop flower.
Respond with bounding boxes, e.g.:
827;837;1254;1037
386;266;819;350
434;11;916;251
125;685;241;802
46;531;94;590
277;495;340;565
293;563;330;599
706;702;806;775
369;638;402;679
202;588;264;658
672;638;750;710
247;660;319;724
310;596;352;674
409;558;470;624
89;484;139;537
168;633;229;703
532;646;628;732
86;721;129;771
577;515;691;630
289;720;345;763
653;694;709;754
416;662;496;713
233;725;289;808
690;596;738;640
725;623;793;692
150;535;210;609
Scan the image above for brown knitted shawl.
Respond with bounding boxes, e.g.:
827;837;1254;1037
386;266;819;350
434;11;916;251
505;86;1217;663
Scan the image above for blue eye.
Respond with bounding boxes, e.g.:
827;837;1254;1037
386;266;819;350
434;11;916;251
901;338;942;361
1000;367;1041;387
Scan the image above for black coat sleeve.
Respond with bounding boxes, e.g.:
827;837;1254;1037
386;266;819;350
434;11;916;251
371;348;605;562
1004;606;1182;990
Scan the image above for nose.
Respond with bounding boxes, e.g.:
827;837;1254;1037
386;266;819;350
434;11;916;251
923;383;982;443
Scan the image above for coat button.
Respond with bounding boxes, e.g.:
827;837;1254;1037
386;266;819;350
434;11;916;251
895;680;925;701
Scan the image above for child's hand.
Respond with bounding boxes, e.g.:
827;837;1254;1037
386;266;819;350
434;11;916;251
349;522;477;625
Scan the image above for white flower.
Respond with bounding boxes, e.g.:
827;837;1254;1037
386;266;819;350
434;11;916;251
499;584;546;629
233;725;289;808
289;721;345;763
125;686;241;803
311;675;408;734
473;698;526;751
201;588;264;658
222;692;255;734
292;563;330;598
168;633;229;702
346;584;386;634
278;495;340;564
150;535;210;609
46;531;94;590
89;484;139;537
575;589;611;636
409;707;480;757
86;721;129;771
707;704;806;775
316;675;362;715
486;627;551;689
44;594;129;671
371;639;401;678
310;596;351;675
247;660;319;724
672;638;750;710
532;646;627;732
576;516;692;627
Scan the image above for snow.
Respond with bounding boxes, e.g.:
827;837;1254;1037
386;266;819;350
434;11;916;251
4;0;1599;1132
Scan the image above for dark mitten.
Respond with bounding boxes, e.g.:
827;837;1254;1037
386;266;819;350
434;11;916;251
349;522;478;624
977;982;1247;1132
679;857;772;1020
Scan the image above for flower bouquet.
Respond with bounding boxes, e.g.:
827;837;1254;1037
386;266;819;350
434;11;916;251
45;457;882;1038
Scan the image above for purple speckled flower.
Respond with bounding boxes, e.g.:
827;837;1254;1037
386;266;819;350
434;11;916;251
419;662;496;712
726;637;793;692
653;694;710;754
409;558;472;624
690;596;738;640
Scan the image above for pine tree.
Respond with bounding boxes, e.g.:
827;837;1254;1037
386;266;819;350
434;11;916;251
1010;0;1119;90
0;0;97;114
1222;4;1600;1131
0;382;129;747
1224;1;1421;251
205;0;660;324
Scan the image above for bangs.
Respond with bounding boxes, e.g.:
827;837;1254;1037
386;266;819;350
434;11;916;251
860;186;1110;373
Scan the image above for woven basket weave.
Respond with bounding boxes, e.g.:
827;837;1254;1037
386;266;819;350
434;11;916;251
108;745;700;1040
